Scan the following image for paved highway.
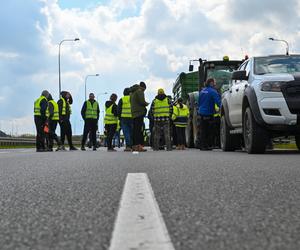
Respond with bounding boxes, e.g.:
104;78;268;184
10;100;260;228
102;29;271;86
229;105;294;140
0;148;299;250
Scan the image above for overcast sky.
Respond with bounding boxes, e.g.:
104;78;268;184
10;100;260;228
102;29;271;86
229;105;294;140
0;0;300;135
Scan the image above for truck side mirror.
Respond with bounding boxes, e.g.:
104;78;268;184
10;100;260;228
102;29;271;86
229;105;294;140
231;70;248;81
189;64;194;72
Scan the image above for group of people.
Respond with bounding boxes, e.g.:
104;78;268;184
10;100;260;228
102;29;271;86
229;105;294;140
33;78;221;152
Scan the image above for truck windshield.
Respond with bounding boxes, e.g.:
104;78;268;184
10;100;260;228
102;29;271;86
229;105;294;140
206;65;235;92
254;56;300;75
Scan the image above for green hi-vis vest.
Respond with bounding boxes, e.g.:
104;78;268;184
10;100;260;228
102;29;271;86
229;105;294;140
34;96;47;116
46;100;59;121
85;100;99;119
153;97;170;118
121;96;132;118
61;97;72;116
172;104;189;127
214;104;221;117
104;104;118;125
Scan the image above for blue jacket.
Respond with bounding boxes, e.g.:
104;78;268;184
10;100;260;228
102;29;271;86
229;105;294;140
198;86;221;116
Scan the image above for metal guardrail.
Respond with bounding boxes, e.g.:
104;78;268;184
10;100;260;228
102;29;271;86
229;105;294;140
0;137;36;146
0;137;82;147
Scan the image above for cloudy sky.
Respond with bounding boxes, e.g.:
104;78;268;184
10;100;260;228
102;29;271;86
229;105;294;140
0;0;300;135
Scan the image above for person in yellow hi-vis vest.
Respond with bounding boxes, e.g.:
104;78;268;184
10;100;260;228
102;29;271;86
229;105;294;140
150;88;173;151
213;103;221;148
34;90;50;152
46;94;62;151
57;91;77;150
117;88;133;151
104;93;118;151
172;98;189;150
81;93;100;151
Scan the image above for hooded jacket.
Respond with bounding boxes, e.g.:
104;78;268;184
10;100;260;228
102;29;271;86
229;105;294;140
130;84;149;118
57;91;72;121
150;94;173;121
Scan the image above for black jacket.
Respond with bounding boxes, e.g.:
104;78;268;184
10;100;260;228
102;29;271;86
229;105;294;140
81;100;100;120
105;101;118;117
149;94;173;121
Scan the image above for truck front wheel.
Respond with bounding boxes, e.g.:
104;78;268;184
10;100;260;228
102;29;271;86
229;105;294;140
243;107;268;154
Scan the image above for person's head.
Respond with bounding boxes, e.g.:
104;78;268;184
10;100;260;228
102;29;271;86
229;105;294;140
110;93;117;102
89;93;95;101
48;94;53;101
205;78;215;88
65;92;71;99
157;88;165;95
123;88;130;96
41;90;50;99
140;81;146;91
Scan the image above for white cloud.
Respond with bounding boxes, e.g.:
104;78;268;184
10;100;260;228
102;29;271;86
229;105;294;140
1;0;300;135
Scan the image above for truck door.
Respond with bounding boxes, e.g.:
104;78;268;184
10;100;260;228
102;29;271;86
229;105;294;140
228;61;248;126
234;60;251;126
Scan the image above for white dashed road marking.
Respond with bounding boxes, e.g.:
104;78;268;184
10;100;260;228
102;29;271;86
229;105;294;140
109;173;175;250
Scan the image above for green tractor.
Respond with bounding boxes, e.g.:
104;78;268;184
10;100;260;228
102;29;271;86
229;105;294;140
172;57;242;148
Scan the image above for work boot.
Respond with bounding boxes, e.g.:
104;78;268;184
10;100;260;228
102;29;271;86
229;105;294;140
138;145;147;152
61;145;66;151
93;147;97;151
124;146;132;152
132;145;138;152
81;146;86;151
56;145;62;151
107;148;117;152
69;146;78;151
47;148;53;152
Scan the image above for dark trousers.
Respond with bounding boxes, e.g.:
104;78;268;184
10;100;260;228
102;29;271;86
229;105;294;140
199;115;214;149
105;124;117;149
176;127;186;145
59;119;73;147
82;119;98;148
153;120;171;150
34;116;46;150
133;116;144;146
213;116;221;148
48;120;60;149
121;119;133;147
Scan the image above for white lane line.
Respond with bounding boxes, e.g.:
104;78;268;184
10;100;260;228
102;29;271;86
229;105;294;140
109;173;175;250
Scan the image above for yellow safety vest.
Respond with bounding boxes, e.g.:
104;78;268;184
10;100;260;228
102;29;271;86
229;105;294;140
121;96;132;118
46;100;59;121
85;100;99;119
172;104;189;127
214;104;221;117
153;97;170;118
104;104;118;125
60;97;72;116
34;96;47;116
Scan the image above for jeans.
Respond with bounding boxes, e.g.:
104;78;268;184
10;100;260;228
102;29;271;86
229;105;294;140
121;119;133;147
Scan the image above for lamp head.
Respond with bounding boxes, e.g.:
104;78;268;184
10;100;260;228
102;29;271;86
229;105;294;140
74;38;80;41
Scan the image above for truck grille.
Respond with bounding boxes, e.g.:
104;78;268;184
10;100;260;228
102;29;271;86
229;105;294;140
281;81;300;114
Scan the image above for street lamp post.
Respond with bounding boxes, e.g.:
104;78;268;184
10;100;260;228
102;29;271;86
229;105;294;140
58;38;80;98
269;37;289;55
84;74;100;101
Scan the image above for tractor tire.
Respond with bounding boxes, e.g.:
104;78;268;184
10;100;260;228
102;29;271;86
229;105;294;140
295;135;300;151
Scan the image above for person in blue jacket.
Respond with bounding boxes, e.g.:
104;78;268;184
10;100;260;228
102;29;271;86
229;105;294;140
198;78;221;150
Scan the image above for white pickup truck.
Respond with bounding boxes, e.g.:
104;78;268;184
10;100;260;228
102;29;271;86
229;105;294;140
221;55;300;153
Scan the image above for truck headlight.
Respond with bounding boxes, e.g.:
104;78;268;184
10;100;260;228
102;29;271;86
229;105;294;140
261;81;284;92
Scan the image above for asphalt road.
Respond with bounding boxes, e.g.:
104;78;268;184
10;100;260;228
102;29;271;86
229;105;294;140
0;148;299;250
